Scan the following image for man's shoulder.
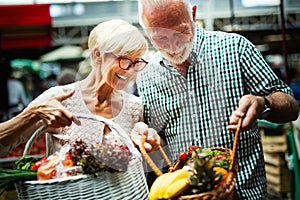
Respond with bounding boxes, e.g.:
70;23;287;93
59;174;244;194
202;29;244;41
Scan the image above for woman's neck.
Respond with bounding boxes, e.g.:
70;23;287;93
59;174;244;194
79;72;122;118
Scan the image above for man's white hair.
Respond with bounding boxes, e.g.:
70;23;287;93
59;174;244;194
137;0;193;28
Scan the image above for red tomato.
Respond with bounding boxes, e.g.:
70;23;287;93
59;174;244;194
178;152;188;161
65;152;72;160
187;145;200;155
30;157;48;170
215;154;226;160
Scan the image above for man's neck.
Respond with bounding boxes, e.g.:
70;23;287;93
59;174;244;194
171;60;190;77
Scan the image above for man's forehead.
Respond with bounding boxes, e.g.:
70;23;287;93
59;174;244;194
146;25;187;35
143;1;190;28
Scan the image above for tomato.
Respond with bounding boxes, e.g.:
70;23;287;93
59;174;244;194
30;157;48;170
187;145;200;155
215;154;226;160
178;152;188;161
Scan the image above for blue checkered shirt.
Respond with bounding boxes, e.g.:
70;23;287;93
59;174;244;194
137;24;292;199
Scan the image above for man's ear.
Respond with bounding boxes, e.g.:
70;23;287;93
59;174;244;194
192;5;197;22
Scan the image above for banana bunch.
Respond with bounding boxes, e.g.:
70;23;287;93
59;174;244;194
149;169;191;200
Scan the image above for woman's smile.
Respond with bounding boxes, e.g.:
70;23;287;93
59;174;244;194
115;72;128;80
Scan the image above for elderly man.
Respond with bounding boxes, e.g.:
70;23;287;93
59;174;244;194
135;0;299;199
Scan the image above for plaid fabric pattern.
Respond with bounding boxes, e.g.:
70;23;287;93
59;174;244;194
137;24;292;199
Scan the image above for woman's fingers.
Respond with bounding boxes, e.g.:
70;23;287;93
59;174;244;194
130;122;160;152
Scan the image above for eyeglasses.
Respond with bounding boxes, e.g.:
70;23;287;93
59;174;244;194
111;53;148;72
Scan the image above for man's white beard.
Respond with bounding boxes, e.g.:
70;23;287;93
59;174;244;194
160;40;194;65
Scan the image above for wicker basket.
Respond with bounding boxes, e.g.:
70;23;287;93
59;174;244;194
14;114;149;200
15;161;148;200
140;118;242;200
177;147;238;200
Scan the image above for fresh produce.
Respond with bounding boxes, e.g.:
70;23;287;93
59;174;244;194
202;148;231;169
69;139;132;174
213;167;229;187
0;155;40;195
0;168;37;195
188;148;224;194
15;155;39;170
163;176;191;199
36;150;75;180
149;169;191;200
187;145;200;155
149;146;231;199
30;157;47;170
37;154;60;180
178;151;188;161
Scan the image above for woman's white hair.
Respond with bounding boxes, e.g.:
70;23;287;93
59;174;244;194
88;19;148;67
138;0;193;28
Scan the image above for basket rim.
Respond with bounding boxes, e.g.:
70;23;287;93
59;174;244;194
20;174;88;184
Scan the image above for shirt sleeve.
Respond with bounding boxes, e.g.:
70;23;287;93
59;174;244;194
238;35;292;95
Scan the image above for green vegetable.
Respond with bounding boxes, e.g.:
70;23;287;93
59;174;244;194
202;148;213;158
15;155;39;170
0;168;37;195
216;158;231;169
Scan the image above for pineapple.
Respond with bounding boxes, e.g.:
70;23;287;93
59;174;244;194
180;147;224;194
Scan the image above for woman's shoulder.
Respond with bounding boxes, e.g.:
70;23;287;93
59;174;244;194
122;92;142;105
30;83;76;104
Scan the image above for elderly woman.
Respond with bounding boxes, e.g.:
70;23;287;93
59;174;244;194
6;19;150;199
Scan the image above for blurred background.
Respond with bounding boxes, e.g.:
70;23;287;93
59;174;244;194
1;0;300;90
0;0;299;199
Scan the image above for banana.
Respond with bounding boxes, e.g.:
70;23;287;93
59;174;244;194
149;172;170;200
163;177;191;199
149;169;191;200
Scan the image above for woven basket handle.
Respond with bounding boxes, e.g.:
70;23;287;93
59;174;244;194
139;135;173;176
22;124;48;157
74;113;137;153
229;117;242;171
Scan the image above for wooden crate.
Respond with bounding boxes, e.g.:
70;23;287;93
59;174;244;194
264;156;291;195
265;163;290;193
261;129;291;196
261;129;287;153
264;152;286;166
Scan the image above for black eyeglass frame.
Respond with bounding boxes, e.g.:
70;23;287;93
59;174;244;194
111;53;148;72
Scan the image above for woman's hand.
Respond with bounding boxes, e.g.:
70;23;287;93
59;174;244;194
131;122;161;152
29;90;80;128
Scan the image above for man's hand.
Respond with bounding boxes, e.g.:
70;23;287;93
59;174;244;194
131;122;161;152
29;90;80;128
227;94;264;132
227;92;299;132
